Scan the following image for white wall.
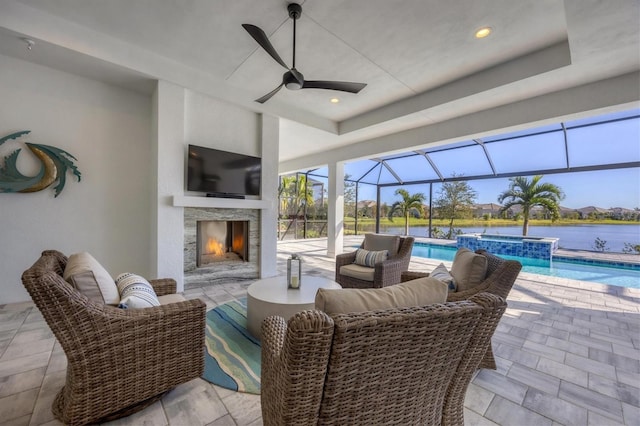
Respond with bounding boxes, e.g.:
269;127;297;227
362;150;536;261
0;54;152;303
0;56;280;303
185;90;261;157
153;87;280;289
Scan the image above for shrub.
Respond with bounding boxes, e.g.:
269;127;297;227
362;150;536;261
592;237;609;252
622;242;640;255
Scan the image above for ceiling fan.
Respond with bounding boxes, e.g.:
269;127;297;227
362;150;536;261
242;2;367;104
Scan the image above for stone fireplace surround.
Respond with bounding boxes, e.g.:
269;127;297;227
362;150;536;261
184;207;260;287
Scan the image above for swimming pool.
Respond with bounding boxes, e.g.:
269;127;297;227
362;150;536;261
412;242;640;289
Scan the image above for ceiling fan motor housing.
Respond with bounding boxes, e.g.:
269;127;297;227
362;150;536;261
288;3;302;19
284;70;303;90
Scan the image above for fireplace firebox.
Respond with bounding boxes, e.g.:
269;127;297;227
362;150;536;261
196;220;249;267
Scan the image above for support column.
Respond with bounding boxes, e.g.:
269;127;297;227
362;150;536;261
327;161;344;258
152;81;185;291
260;114;279;277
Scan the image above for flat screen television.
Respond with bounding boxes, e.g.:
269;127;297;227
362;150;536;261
187;144;261;198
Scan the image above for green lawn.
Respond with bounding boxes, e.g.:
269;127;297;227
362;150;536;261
344;217;639;227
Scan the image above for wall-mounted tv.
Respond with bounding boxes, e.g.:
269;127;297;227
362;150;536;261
187;144;261;198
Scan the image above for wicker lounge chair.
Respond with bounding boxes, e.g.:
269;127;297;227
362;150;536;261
336;235;415;289
402;249;522;369
21;250;206;426
261;292;506;426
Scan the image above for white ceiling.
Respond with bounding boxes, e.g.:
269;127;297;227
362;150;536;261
0;0;638;165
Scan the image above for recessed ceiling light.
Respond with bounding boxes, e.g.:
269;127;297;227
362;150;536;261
475;27;492;39
330;97;340;104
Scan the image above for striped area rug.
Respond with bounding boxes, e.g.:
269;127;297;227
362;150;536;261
202;298;261;394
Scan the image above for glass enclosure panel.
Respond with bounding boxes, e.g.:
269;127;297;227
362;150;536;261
428;145;493;178
345;159;379;183
482;124;563;142
384;154;438;182
565;108;639;128
378;184;430;235
377;164;402;184
567;117;640;167
423;140;476;151
306;174;327;208
486;131;567;173
309;166;328;177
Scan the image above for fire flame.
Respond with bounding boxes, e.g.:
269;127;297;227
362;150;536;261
232;233;244;254
206;238;225;256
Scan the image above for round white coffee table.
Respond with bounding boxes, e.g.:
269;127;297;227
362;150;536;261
246;275;341;338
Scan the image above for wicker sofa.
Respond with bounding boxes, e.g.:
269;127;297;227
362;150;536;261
335;235;415;289
261;292;507;426
21;250;206;426
402;249;522;369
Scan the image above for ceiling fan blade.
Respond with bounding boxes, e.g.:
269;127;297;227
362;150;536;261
255;84;284;104
302;80;367;93
242;24;289;70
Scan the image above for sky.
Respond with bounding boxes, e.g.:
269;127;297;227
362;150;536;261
302;108;640;210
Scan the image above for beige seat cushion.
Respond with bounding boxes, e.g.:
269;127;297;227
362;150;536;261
157;293;186;305
315;277;448;314
363;233;401;256
340;263;375;281
450;248;488;292
63;252;119;305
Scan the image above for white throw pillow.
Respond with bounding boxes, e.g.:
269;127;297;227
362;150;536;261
430;263;457;292
116;273;160;309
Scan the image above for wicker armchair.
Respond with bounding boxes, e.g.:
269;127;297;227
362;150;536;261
261;292;506;426
21;250;206;426
335;236;415;289
401;249;522;369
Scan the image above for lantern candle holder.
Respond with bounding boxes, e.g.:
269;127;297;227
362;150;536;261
287;254;302;289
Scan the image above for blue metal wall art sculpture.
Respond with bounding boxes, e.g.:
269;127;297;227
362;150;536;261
0;131;81;197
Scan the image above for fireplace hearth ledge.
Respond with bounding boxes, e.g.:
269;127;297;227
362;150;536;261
173;195;270;209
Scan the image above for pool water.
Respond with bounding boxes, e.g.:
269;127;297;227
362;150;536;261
412;243;640;289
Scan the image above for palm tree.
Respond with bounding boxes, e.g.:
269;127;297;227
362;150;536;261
387;189;426;235
279;174;315;218
498;175;564;236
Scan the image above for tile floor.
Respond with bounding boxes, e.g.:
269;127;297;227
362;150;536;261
0;237;638;425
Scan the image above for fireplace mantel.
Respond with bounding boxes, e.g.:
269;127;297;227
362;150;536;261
173;195;270;209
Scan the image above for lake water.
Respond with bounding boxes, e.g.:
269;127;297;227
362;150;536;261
378;224;640;252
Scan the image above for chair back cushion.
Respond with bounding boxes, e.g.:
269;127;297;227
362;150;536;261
450;248;488;292
63;252;119;305
363;233;401;256
315;277;447;314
